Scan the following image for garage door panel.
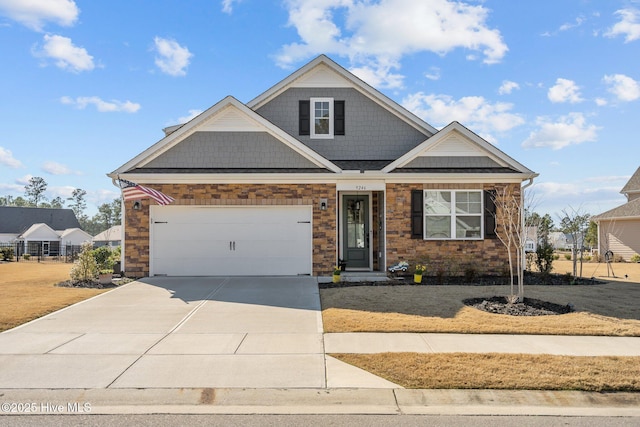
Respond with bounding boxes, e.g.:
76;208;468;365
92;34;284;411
150;206;313;276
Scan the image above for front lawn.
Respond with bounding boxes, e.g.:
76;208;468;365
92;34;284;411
0;262;110;332
323;260;640;391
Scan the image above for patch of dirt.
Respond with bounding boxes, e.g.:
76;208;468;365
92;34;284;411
463;296;574;316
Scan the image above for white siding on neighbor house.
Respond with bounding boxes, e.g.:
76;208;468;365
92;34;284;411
599;219;640;261
0;233;18;243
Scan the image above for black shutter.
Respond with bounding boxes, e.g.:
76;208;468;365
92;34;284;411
484;190;497;239
299;100;310;135
334;100;345;135
411;190;424;239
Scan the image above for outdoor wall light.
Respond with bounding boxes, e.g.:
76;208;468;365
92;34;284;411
133;200;141;210
320;198;328;210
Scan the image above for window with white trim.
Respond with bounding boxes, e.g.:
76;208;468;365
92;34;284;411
311;97;333;139
424;190;482;239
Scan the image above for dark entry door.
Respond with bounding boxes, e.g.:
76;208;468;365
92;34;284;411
342;195;370;269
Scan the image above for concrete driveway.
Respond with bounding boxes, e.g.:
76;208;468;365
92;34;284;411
0;277;335;389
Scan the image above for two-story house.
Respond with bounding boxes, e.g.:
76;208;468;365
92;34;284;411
109;55;537;278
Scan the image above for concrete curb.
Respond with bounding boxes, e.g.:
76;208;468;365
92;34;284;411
1;388;639;416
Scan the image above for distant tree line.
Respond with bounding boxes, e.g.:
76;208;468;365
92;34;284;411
0;176;121;236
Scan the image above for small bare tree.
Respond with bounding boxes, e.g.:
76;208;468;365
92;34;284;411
492;184;526;302
558;206;590;278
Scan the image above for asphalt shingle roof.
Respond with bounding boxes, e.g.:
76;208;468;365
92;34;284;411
0;207;81;234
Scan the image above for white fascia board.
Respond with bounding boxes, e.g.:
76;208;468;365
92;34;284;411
109;96;341;177
117;171;530;186
383;121;537;176
247;55;437;137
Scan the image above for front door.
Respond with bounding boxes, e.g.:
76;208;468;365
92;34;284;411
342;195;370;269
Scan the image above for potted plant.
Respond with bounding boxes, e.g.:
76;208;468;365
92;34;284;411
333;266;342;283
414;264;426;284
93;246;115;285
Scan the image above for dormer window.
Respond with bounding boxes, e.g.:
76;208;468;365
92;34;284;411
299;98;345;138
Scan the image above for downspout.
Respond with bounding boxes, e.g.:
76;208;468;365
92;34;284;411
520;177;535;274
110;177;125;275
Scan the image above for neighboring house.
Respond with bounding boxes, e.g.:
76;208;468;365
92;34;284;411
524;226;538;253
0;206;90;256
549;231;570;250
108;55;537;278
93;225;122;248
593;166;640;261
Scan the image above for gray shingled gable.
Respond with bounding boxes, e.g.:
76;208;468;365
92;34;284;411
593;197;640;220
143;131;322;169
621;166;640;195
256;87;429;161
0;207;81;234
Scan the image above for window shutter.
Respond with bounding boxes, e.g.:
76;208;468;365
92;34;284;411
334;100;345;135
411;190;423;239
299;100;310;135
484;190;497;239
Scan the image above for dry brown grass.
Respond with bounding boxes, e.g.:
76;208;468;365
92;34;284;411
332;353;640;391
322;261;640;336
0;262;109;332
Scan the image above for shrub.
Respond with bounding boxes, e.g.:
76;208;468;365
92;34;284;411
631;254;640;263
23;254;30;260
535;243;554;275
0;247;14;261
552;253;560;260
91;246;114;272
564;253;572;261
70;243;98;281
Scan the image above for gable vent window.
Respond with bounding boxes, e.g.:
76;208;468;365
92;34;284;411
299;98;345;138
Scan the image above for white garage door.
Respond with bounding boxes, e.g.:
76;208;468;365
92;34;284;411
149;205;313;276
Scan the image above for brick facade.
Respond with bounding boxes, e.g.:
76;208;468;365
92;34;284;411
123;181;521;278
385;182;520;276
123;183;337;277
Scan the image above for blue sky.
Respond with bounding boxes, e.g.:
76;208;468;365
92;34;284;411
0;0;639;220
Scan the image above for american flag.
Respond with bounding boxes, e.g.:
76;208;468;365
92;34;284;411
118;179;174;206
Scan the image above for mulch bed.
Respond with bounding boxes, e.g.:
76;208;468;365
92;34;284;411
320;271;604;289
55;280;118;289
463;296;574;316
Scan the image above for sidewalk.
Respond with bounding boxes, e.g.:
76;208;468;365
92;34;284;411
324;332;640;356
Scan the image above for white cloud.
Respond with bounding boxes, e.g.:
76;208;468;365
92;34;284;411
0;146;23;168
605;8;640;42
276;0;507;87
424;67;441;81
402;92;525;141
603;74;640;102
349;58;405;89
559;16;584;32
595;98;608;106
60;96;141;113
0;0;78;31
41;161;80;175
221;0;242;14
547;78;583;103
522;113;599;150
176;109;203;124
153;37;193;76
33;34;94;73
498;80;519;95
